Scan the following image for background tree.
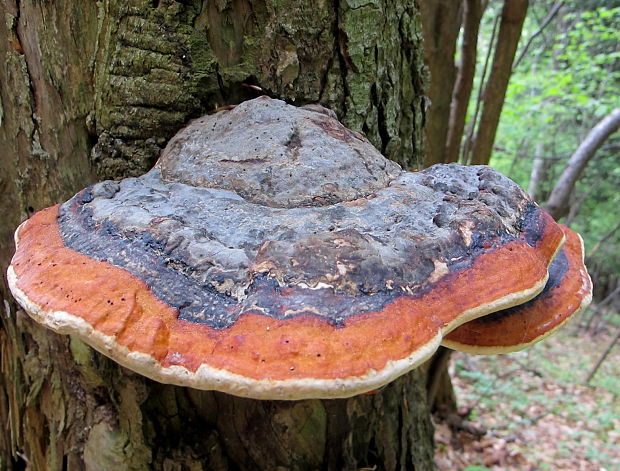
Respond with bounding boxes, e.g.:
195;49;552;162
419;0;619;424
489;1;620;299
419;0;531;422
546;108;620;220
422;0;618;297
0;1;437;469
420;0;530;167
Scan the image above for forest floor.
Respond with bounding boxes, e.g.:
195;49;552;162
434;313;620;471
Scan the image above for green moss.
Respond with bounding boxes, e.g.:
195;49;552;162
69;336;106;388
271;401;327;466
338;0;425;168
83;422;148;471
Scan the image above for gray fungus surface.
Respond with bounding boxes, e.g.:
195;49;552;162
58;97;541;328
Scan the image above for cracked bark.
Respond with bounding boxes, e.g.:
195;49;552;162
0;0;434;470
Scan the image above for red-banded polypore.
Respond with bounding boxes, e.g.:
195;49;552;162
8;97;579;400
443;225;592;353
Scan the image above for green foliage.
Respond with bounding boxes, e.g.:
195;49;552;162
485;0;620;279
494;2;618;173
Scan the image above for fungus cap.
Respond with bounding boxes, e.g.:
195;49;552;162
443;226;592;354
8;97;566;399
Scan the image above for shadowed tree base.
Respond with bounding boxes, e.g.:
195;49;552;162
1;313;435;470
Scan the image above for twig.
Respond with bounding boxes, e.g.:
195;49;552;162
15;451;30;466
585;325;620;384
513;1;563;70
564;183;601;227
445;413;487;438
506;355;543;378
506;137;528;178
493;144;620;161
489;404;556;434
586;219;620;261
582;284;620;333
466;366;520;414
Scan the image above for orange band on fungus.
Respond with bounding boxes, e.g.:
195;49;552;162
443;226;592;353
12;205;563;382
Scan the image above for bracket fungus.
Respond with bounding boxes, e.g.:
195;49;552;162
8;97;585;400
443;225;592;353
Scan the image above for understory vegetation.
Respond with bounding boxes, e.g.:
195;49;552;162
435;315;620;470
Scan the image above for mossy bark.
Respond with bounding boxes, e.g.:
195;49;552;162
0;1;434;469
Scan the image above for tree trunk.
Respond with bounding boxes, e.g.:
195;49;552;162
444;0;483;164
546;108;620;220
0;1;435;469
418;0;462;167
527;143;548;201
470;0;528;166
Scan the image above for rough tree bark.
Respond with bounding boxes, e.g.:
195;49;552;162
470;0;528;166
0;1;434;470
546;108;620;220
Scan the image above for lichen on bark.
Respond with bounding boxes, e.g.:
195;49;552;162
90;0;426;181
